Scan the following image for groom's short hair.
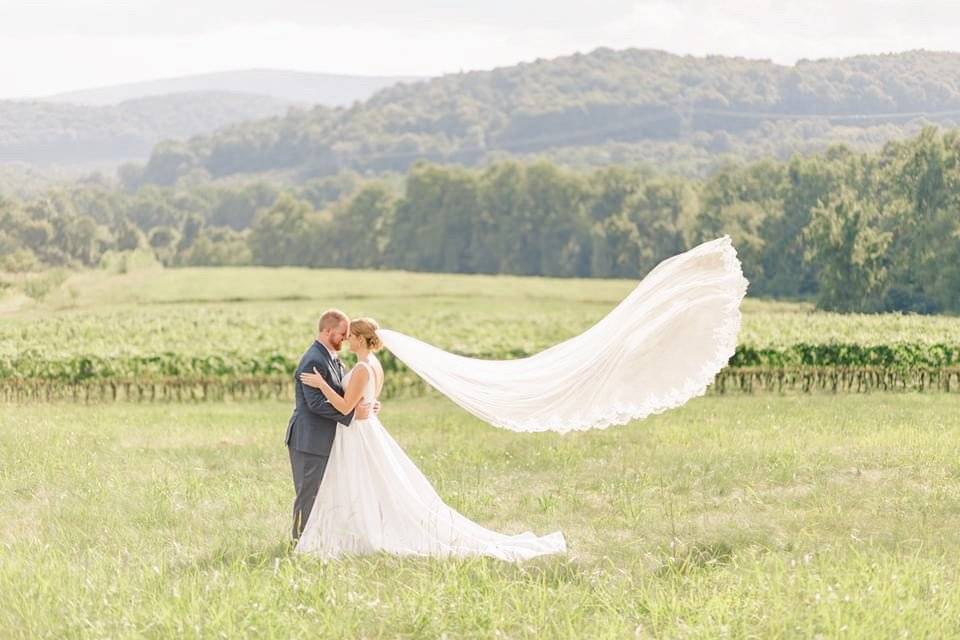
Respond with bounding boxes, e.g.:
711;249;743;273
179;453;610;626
318;308;349;332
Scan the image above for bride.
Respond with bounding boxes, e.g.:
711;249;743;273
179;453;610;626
294;317;566;561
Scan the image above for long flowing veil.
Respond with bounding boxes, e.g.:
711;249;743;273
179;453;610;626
376;235;749;433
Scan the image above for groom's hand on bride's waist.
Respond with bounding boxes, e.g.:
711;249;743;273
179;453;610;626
354;401;381;420
356;402;371;419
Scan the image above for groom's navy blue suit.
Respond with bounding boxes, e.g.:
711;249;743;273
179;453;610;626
286;340;355;540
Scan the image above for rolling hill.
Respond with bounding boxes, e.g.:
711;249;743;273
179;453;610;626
38;68;426;107
0;91;293;166
129;48;960;184
1;69;425;170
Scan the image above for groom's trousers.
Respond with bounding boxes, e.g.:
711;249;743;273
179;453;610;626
289;446;330;540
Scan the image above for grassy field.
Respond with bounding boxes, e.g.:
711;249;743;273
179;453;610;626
3;394;960;638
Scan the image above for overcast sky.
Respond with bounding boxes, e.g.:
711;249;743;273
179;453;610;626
3;0;960;98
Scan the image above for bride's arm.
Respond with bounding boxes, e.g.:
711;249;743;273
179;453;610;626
300;365;369;414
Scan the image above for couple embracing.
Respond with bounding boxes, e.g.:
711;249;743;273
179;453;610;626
285;309;566;561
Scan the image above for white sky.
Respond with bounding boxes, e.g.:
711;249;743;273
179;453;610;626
3;0;960;98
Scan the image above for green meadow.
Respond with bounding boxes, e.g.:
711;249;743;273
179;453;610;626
3;265;960;637
3;395;960;638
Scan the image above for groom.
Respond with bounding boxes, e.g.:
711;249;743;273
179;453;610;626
285;308;376;541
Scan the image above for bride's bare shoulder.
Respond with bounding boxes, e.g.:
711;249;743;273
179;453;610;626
354;357;384;383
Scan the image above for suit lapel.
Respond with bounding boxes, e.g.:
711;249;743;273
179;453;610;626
315;342;343;388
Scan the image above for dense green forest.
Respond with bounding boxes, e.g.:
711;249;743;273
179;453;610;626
0;92;292;165
3;126;960;313
123;49;960;186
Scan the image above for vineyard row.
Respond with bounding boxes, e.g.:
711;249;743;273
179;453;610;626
4;366;960;403
6;343;960;383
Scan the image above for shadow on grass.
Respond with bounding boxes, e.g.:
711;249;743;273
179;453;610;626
292;549;593;586
179;536;598;589
175;540;294;574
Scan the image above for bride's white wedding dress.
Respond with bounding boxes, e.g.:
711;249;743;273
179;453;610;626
294;357;566;561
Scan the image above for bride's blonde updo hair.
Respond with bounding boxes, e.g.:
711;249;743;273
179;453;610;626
350;317;383;352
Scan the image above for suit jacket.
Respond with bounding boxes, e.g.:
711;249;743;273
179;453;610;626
285;340;356;456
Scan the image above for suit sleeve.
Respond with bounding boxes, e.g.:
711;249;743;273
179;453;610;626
301;358;356;424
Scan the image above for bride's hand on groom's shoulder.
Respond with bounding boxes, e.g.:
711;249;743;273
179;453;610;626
299;368;325;389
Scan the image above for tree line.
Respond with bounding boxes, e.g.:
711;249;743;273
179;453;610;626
3;126;960;313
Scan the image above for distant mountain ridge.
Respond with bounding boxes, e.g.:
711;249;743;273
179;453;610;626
129;48;960;185
36;69;427;107
0;91;294;165
0;69;426;170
